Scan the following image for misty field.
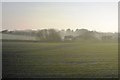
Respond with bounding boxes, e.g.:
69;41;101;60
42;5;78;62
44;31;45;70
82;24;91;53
2;40;118;78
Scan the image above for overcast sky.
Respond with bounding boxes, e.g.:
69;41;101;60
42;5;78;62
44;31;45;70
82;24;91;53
1;1;118;32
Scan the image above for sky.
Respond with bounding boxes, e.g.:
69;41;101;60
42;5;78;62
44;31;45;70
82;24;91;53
1;1;118;32
1;0;119;2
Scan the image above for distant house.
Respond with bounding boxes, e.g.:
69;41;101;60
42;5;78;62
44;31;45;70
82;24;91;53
64;35;74;41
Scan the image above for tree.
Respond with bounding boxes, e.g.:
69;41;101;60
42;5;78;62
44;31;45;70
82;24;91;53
36;29;61;42
78;31;96;40
47;29;61;42
1;30;8;33
36;29;48;41
102;36;112;41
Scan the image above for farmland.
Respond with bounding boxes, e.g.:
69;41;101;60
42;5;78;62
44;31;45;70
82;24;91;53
2;40;118;78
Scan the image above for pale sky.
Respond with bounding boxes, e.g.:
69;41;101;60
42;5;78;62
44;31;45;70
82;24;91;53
1;2;118;32
1;0;119;2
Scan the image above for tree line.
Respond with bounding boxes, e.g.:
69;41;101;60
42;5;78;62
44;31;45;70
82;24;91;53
1;29;118;42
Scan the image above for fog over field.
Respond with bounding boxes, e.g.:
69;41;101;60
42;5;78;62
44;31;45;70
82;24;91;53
1;29;118;42
1;1;118;79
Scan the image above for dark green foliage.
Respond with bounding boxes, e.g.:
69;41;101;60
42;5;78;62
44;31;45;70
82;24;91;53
37;29;62;42
77;31;97;41
47;29;61;42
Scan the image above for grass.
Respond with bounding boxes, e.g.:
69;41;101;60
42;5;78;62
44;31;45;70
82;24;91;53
2;40;118;78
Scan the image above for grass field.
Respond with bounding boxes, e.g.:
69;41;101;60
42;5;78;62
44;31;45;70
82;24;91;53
2;40;118;78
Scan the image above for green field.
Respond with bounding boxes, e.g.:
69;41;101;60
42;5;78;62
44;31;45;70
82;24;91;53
2;40;118;78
